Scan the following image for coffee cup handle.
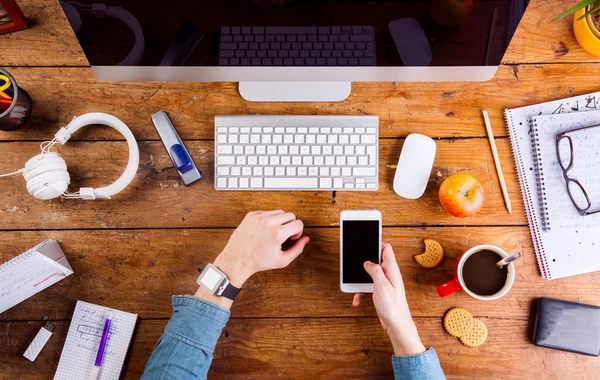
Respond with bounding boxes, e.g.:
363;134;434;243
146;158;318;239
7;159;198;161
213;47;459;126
436;278;461;297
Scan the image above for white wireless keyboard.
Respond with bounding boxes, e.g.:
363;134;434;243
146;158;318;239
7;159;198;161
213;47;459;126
214;115;379;191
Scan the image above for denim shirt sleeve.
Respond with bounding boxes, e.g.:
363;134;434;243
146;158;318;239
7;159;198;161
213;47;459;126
141;295;230;380
392;348;446;380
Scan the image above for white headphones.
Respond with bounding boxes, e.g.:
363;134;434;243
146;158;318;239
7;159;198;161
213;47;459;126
60;1;145;66
1;113;140;201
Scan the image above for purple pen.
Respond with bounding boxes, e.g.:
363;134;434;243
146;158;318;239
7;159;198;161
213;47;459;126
89;311;113;380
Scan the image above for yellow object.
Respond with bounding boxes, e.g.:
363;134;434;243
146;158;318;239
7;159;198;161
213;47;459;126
459;318;488;348
573;8;600;57
414;239;444;268
443;307;475;338
0;75;10;92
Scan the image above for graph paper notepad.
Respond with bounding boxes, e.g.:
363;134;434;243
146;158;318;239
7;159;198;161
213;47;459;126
54;301;137;380
0;239;73;314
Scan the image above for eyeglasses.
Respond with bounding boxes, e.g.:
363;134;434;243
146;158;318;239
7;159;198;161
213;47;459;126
555;125;600;216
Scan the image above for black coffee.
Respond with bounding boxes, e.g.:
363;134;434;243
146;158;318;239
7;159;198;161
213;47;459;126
461;250;508;296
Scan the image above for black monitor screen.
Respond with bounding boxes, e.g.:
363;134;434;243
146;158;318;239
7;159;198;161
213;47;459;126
61;0;529;67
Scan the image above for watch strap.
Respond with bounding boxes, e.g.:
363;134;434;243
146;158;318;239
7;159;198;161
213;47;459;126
220;282;241;300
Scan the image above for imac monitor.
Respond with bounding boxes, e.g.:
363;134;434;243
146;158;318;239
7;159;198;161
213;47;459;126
59;0;529;101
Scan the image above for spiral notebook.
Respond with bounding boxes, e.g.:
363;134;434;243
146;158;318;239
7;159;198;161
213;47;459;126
505;91;600;279
0;240;73;314
54;301;137;380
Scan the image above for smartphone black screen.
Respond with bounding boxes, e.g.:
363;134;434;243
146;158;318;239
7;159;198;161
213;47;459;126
342;220;380;283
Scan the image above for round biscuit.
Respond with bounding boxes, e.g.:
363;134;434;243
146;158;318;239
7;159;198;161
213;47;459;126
459;318;488;348
413;239;444;268
443;307;474;338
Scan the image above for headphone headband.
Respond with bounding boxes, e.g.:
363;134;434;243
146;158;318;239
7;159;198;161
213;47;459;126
56;113;140;200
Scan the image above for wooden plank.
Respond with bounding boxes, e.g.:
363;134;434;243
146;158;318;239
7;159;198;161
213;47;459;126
1;317;598;379
2;64;600;142
4;0;599;67
1;0;87;67
0;139;527;229
503;0;600;64
1;227;599;321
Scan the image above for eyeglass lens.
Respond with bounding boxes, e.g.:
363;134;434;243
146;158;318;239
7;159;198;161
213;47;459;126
557;136;572;169
567;179;591;211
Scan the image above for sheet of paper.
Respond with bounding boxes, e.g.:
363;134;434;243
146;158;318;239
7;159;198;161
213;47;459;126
533;111;600;230
54;301;137;380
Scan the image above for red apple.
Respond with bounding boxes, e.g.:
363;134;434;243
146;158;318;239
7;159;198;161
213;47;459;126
431;0;473;29
439;174;484;218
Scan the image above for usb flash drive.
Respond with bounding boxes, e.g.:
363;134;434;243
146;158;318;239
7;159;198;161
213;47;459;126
23;322;54;362
151;111;202;185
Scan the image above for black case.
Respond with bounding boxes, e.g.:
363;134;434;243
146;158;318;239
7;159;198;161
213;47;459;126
532;297;600;356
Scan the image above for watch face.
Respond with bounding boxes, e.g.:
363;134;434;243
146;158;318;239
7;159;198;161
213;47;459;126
199;265;225;294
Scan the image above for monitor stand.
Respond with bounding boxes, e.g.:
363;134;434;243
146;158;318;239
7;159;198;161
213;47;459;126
239;82;351;102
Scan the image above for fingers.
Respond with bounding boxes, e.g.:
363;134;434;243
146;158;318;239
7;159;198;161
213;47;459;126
280;235;309;264
363;261;390;287
352;293;363;307
380;243;403;288
260;210;285;217
279;219;304;241
271;212;297;225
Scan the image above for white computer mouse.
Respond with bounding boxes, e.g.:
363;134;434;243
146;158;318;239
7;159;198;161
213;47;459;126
393;134;436;199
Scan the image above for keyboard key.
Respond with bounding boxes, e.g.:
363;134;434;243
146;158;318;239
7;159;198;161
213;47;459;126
218;145;233;154
334;178;343;188
217;166;230;176
367;183;377;189
353;167;376;176
361;135;376;144
218;156;235;165
264;178;318;189
320;178;332;188
221;27;231;34
251;178;263;188
229;178;238;188
217;178;227;188
240;178;249;188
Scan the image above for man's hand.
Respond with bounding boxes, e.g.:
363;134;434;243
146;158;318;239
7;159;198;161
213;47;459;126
352;243;426;356
214;210;309;287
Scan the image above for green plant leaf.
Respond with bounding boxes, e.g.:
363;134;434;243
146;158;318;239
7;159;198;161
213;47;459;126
554;0;596;20
578;3;600;19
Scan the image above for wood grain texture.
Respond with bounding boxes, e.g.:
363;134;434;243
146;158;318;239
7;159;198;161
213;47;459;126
2;317;599;380
1;0;87;67
1;228;599;322
2;64;600;142
503;0;600;64
0;139;527;229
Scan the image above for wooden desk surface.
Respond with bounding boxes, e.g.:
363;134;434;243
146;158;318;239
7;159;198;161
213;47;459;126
1;0;599;378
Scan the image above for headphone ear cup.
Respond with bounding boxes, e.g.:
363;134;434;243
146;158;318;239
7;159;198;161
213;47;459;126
23;153;71;200
22;155;68;182
26;170;70;200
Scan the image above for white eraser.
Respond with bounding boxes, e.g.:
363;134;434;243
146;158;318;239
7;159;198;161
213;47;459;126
23;324;53;362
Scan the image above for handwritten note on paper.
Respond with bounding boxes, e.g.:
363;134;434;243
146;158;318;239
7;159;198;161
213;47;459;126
54;301;137;380
532;111;600;230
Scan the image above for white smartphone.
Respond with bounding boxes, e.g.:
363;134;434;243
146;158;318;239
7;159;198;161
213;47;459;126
340;210;382;293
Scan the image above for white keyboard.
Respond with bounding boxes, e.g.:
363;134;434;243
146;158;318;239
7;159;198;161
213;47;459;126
214;115;379;191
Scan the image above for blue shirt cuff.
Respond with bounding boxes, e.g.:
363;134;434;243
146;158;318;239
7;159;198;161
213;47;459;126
392;348;445;380
164;295;231;353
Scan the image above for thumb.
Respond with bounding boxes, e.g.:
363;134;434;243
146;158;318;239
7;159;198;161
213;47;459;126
281;236;310;265
363;261;389;286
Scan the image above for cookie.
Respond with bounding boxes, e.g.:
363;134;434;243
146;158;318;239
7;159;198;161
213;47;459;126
459;318;488;348
443;307;474;338
414;239;444;268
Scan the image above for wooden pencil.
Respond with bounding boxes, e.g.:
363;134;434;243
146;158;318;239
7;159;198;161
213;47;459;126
482;110;512;214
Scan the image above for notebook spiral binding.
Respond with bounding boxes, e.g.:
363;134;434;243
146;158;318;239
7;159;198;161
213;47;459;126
0;249;36;272
531;120;551;231
505;111;551;279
